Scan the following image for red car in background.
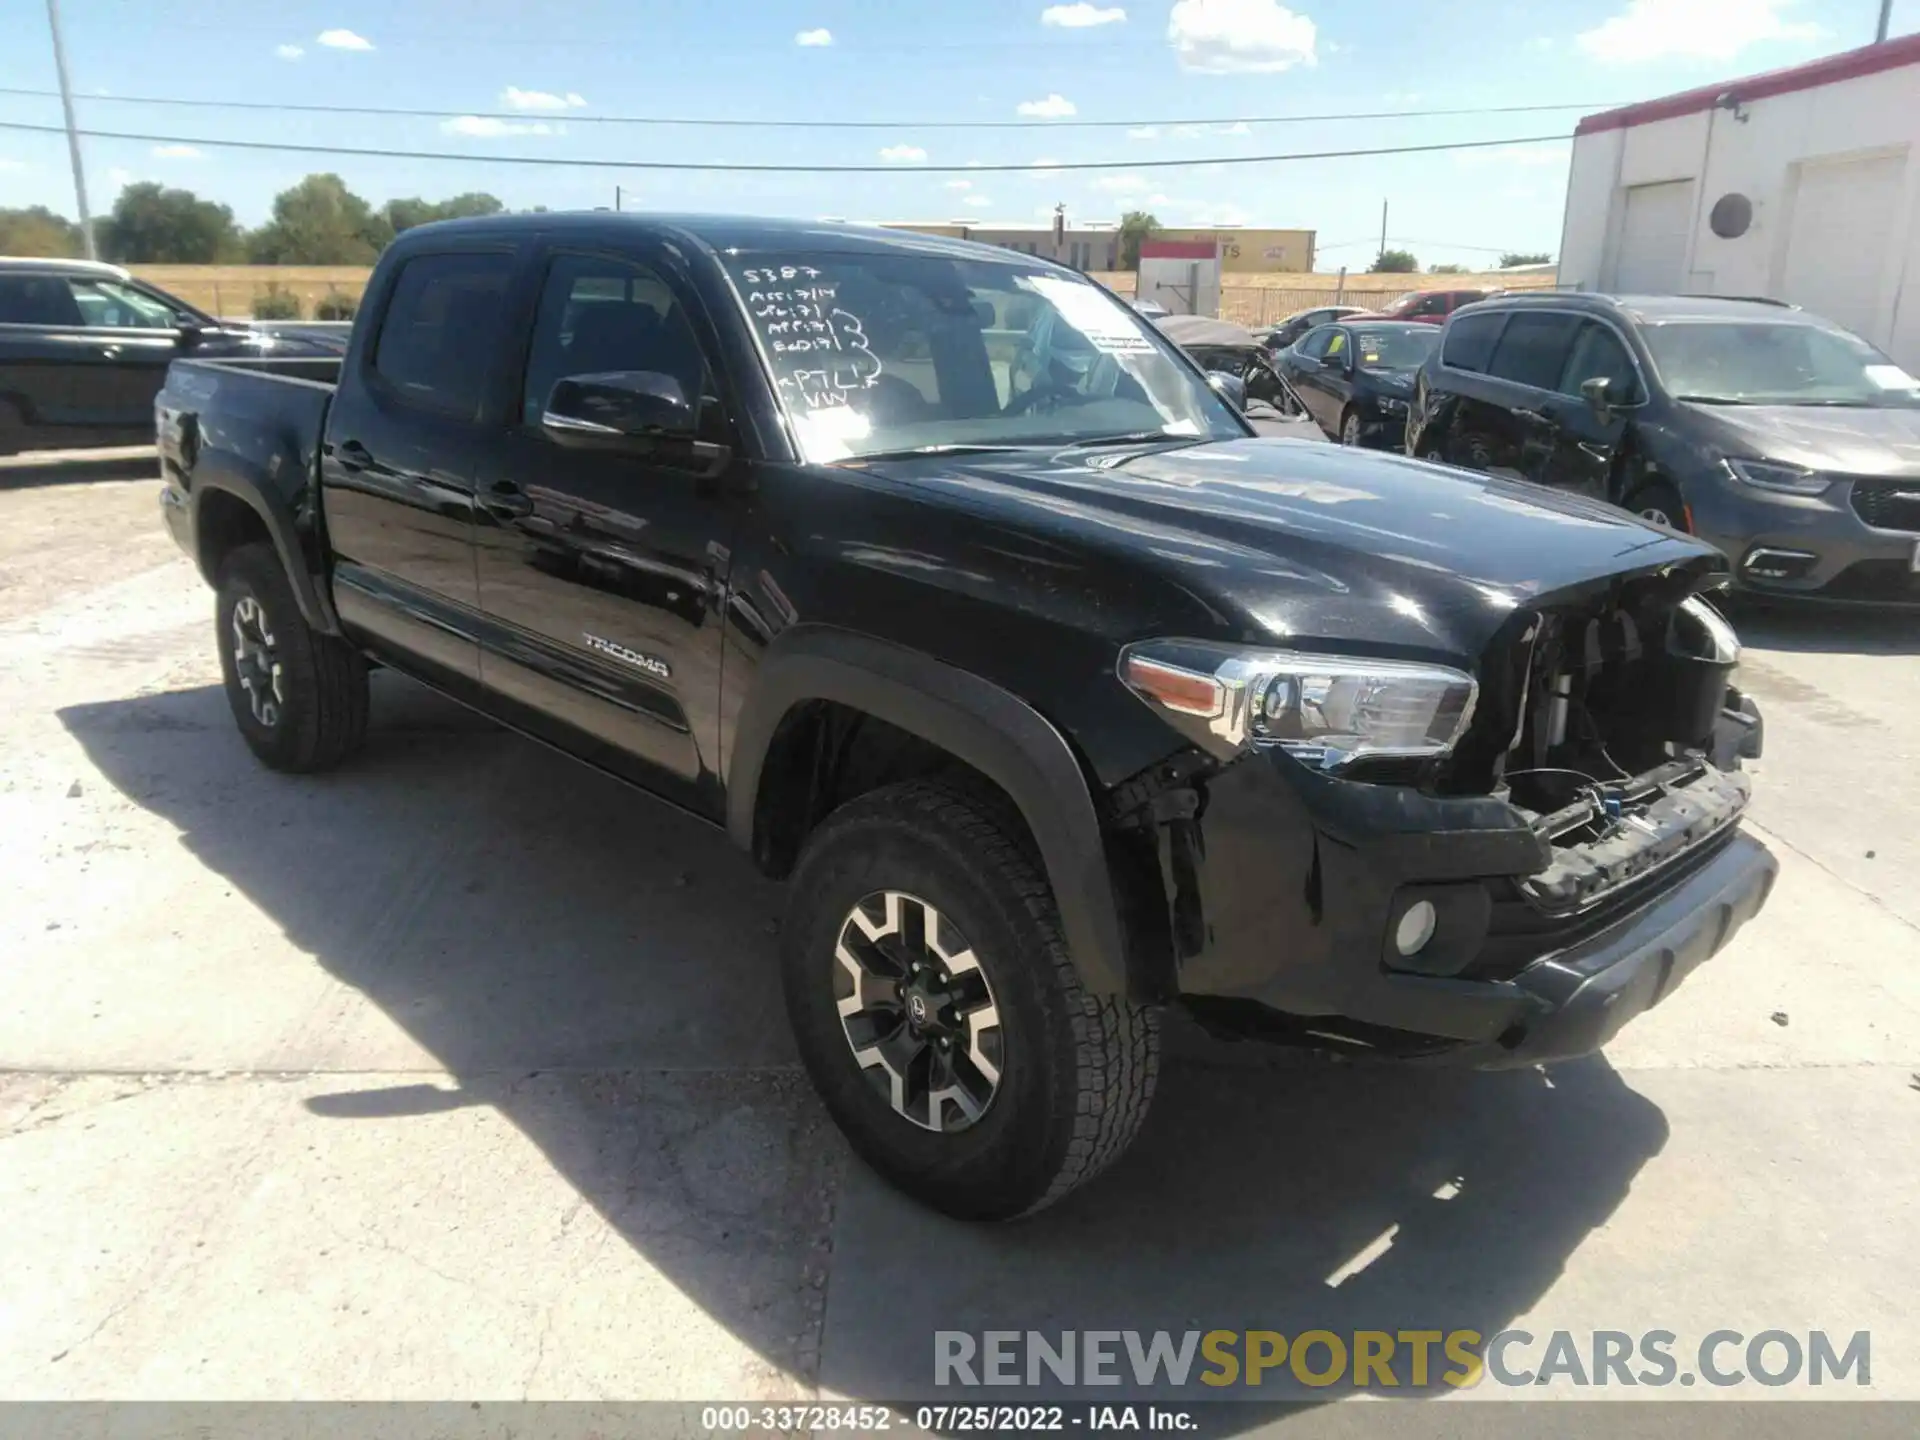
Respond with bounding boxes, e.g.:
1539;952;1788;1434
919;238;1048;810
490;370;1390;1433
1347;288;1490;324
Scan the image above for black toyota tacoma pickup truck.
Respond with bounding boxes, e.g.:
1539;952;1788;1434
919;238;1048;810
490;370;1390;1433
157;213;1774;1220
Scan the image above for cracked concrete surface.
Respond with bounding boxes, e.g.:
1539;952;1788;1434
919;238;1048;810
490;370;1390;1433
1;452;1916;1410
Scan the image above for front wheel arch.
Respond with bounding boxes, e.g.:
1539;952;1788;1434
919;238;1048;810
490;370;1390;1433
726;626;1141;1000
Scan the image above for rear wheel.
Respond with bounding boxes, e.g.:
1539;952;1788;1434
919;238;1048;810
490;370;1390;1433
1624;480;1688;532
0;399;22;457
782;780;1160;1220
215;542;369;772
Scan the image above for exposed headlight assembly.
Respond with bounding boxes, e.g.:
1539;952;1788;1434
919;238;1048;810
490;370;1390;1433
1119;640;1479;770
1725;458;1829;495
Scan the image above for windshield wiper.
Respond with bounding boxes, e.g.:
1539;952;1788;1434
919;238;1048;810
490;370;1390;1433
1672;395;1755;406
1053;430;1208;450
838;442;1038;463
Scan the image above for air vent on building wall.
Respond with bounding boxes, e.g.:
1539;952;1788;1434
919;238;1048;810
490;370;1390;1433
1709;193;1754;240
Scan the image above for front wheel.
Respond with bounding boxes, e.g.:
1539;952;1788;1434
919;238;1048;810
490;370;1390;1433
782;780;1160;1220
216;542;369;772
1340;408;1363;447
1623;480;1688;532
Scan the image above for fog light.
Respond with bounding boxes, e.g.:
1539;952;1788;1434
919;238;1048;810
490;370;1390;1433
1394;900;1437;957
1741;547;1817;582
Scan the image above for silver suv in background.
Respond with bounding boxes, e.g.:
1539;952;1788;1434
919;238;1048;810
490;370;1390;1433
1405;293;1920;606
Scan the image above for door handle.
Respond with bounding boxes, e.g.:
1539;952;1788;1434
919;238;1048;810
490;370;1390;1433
482;482;534;520
333;439;373;473
96;345;123;359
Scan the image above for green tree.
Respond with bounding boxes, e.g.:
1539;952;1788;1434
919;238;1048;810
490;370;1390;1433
97;183;243;263
383;191;506;235
0;206;83;257
1369;248;1418;273
1499;251;1552;267
1117;210;1160;270
1427;262;1469;274
248;173;392;264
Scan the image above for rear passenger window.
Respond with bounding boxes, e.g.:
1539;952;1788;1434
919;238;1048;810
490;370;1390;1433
1441;311;1503;372
1486;312;1580;390
371;252;515;418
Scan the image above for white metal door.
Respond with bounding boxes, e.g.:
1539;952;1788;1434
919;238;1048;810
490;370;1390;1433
1777;150;1907;344
1611;180;1695;294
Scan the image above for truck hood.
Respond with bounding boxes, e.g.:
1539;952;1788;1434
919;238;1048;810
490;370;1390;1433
1688;402;1920;477
864;437;1724;662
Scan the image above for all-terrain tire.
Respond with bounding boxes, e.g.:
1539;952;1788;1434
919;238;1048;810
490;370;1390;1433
782;779;1160;1220
215;541;369;772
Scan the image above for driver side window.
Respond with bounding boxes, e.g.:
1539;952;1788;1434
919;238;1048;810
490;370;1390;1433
1296;327;1333;360
522;254;714;428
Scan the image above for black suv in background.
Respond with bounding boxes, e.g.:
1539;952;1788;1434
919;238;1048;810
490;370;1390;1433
0;257;333;455
1406;293;1920;605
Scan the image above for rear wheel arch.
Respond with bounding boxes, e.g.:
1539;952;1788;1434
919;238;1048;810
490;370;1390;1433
191;481;341;634
726;627;1138;999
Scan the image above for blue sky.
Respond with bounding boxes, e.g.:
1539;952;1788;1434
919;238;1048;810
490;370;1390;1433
2;0;1916;269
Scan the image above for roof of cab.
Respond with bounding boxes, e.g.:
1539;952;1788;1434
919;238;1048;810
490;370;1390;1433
0;256;133;280
399;209;1056;265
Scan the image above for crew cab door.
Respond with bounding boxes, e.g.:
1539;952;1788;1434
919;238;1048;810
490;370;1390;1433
470;245;742;817
321;244;518;696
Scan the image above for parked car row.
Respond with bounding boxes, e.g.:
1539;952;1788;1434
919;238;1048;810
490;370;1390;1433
0;257;337;455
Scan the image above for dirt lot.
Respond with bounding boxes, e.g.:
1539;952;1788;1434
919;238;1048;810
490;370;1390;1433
2;453;1917;1419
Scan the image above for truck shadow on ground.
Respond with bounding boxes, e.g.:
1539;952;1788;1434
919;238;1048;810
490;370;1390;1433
62;674;1669;1411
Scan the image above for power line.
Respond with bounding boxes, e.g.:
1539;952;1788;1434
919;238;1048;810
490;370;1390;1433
0;86;1610;132
0;119;1573;173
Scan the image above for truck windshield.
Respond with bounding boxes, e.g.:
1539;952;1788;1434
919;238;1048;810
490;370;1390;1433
1645;320;1920;408
722;252;1244;462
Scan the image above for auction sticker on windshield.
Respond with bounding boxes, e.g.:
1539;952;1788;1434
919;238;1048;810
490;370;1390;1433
1021;276;1156;356
1864;363;1920;392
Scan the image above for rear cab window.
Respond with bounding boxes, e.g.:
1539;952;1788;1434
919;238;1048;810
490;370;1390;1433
370;251;516;419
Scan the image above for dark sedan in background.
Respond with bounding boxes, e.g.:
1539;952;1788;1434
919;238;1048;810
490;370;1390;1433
1260;303;1366;352
0;257;335;455
1275;319;1440;447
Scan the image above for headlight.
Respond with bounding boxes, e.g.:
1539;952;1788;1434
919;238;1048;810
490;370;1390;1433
1119;640;1478;770
1377;397;1409;414
1725;458;1829;495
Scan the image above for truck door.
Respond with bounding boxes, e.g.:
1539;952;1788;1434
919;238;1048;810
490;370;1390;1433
470;246;741;817
321;246;517;696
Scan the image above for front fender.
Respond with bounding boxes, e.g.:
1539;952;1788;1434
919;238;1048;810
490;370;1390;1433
726;625;1134;998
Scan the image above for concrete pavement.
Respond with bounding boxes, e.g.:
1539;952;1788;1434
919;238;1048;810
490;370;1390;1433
1;451;1915;1415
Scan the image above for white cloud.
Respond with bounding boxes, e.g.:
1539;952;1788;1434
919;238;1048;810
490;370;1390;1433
1145;193;1172;205
1016;93;1077;118
945;178;973;190
1127;125;1159;139
152;144;202;159
275;43;304;59
1216;121;1252;135
1168;0;1316;73
1192;202;1250;225
1041;3;1126;26
503;86;587;110
1577;0;1820;62
1093;173;1151;192
795;27;834;46
1027;157;1064;177
316;28;374;50
441;115;559;137
879;143;927;162
963;194;993;207
965;159;986;167
106;166;134;186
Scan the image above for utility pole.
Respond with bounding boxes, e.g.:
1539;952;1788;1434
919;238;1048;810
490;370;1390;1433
615;185;623;212
1876;0;1893;42
1378;199;1388;266
46;0;96;259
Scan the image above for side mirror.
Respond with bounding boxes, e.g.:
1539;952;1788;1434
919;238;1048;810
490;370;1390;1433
1580;375;1628;419
175;320;206;349
542;371;698;451
1206;370;1248;412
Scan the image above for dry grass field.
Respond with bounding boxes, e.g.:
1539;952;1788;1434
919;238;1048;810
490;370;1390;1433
130;265;372;319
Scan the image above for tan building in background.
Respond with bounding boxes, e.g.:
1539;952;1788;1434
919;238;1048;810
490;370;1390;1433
880;221;1315;274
